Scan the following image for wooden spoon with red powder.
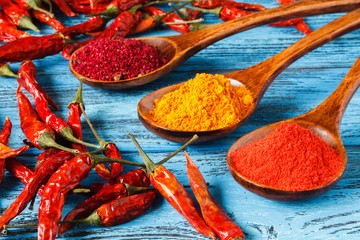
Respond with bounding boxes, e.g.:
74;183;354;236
226;53;360;201
70;0;360;90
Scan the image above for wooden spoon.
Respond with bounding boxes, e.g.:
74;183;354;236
138;8;360;143
70;0;360;90
226;52;360;201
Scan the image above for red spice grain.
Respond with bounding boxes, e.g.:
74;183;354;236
230;123;343;191
72;38;168;81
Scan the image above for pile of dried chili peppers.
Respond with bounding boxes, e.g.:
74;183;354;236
0;68;245;239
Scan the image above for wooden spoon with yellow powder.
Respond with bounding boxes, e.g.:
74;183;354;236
138;9;360;143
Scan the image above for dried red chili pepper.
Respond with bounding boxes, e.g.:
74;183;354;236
31;9;65;31
193;0;265;10
143;6;201;34
0;34;68;62
37;148;60;163
68;80;115;181
59;16;107;37
0;10;29;42
14;0;53;17
92;0;149;17
62;7;138;59
273;0;313;34
0;0;39;32
0;117;29;185
65;2;108;14
128;133;216;240
67;80;89;153
76;168;150;196
50;0;77;17
98;7;140;39
0;151;74;230
0;117;12;146
17;61;101;149
17;85;78;153
37;153;144;239
59;183;152;234
63;191;156;227
185;151;245;240
17;61;58;111
38;155;91;240
5;158;33;185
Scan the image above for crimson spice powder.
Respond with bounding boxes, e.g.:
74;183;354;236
72;38;168;81
230;123;343;191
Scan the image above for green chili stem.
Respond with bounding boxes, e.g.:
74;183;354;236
189;22;211;31
128;133;157;175
0;64;20;78
143;0;193;7
60;127;101;149
124;183;156;195
42;0;53;13
185;5;222;17
37;131;80;154
18;15;40;32
157;134;199;165
77;147;109;156
90;154;145;168
28;0;54;17
2;223;37;235
75;79;108;148
72;188;91;194
61;211;101;226
168;2;186;19
163;18;204;25
79;104;107;148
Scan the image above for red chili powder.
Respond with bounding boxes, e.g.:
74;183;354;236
72;38;168;81
230;123;343;191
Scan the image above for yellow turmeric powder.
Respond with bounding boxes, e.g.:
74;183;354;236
149;73;254;131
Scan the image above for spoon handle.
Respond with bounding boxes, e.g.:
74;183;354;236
298;56;360;133
169;0;360;53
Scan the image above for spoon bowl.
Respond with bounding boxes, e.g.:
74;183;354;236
138;8;360;143
226;120;347;201
70;37;177;90
70;0;360;90
226;48;360;201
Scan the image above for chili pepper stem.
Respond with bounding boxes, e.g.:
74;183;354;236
28;196;36;210
28;0;54;18
77;147;109;156
128;133;157;174
90;154;145;168
37;131;80;154
72;188;91;194
158;134;199;165
42;0;53;13
128;133;198;174
164;18;204;25
156;1;194;22
2;223;38;234
0;64;20;78
185;5;222;17
61;211;101;226
60;127;101;149
143;0;193;7
18;15;40;32
189;22;211;31
124;183;156;195
74;79;108;148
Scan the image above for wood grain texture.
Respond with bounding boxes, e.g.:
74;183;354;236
0;0;360;239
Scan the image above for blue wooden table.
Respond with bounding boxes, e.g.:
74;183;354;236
1;1;360;239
